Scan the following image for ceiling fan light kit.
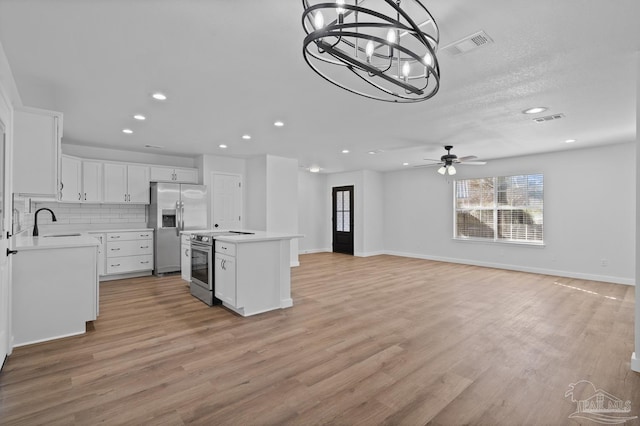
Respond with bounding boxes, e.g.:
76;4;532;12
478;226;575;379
302;0;441;103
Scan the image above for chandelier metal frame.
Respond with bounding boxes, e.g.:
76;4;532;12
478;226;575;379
302;0;440;103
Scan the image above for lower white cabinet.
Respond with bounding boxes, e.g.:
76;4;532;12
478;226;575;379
181;234;191;282
104;230;153;277
88;232;106;276
213;239;290;317
214;251;236;306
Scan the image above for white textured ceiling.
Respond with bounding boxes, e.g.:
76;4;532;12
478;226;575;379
0;0;638;173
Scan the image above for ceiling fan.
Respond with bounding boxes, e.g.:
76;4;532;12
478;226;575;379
418;145;486;175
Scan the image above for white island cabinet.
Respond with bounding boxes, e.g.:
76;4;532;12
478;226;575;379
213;232;301;317
11;235;99;347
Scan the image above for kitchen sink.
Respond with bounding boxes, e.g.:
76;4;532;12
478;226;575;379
43;233;82;238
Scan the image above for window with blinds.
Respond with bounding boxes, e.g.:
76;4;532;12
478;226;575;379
454;173;543;244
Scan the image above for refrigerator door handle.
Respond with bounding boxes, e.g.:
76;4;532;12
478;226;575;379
176;200;181;236
179;201;185;233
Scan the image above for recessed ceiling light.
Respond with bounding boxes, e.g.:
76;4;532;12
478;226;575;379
368;151;377;155
565;139;576;143
122;128;133;134
219;144;228;149
133;114;146;121
523;107;547;114
274;121;284;127
309;166;321;173
242;134;251;140
152;92;167;101
403;162;409;166
342;149;350;154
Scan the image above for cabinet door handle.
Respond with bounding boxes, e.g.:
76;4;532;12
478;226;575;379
140;245;149;249
185;249;189;256
141;261;150;264
84;193;87;201
110;248;120;251
78;192;82;200
110;236;120;239
111;263;121;267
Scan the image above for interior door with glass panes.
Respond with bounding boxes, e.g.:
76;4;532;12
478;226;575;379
332;185;354;255
0;118;10;368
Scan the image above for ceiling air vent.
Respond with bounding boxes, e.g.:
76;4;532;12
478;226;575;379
442;31;493;56
532;113;565;123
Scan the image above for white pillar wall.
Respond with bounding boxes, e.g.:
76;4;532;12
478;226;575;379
633;52;640;373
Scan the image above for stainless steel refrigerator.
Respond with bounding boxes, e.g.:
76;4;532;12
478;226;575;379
149;182;208;275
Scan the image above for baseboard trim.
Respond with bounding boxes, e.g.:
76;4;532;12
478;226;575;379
298;248;331;254
355;251;386;258
384;250;635;286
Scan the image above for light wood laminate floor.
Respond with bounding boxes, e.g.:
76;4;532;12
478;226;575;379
1;253;639;425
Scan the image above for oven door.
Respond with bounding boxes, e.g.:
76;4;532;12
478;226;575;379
190;242;213;291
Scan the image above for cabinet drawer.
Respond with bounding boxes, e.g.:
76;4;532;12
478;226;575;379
215;241;236;256
106;255;153;274
107;231;153;241
107;240;153;257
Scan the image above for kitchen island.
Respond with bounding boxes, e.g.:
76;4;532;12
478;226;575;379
11;234;99;346
207;231;302;317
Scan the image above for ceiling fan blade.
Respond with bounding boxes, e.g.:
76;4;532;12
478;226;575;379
457;155;477;162
460;161;487;165
413;163;443;168
422;158;442;162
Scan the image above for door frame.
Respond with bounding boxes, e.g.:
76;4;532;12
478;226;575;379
332;185;354;255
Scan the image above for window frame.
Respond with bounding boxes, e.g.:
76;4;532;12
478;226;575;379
453;173;544;246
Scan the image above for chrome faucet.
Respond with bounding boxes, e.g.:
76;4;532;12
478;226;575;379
33;208;57;237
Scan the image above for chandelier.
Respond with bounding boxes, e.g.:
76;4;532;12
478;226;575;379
302;0;440;103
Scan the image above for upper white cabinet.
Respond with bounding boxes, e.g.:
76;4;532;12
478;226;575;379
150;166;198;183
13;107;63;196
61;156;103;203
82;160;103;202
103;163;150;203
60;155;82;202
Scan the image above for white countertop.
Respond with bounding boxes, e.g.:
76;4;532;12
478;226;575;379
208;230;303;243
182;229;302;243
13;234;100;251
86;228;153;234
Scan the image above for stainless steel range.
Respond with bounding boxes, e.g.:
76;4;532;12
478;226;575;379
189;231;253;306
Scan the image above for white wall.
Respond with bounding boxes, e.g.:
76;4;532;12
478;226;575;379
383;142;636;285
64;144;196;168
266;155;299;265
298;170;328;253
362;170;384;256
245;156;266;231
633;53;640;371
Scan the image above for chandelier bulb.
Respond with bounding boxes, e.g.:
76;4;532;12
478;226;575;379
448;165;457;175
423;53;433;67
336;0;346;14
402;61;411;79
438;166;446;175
365;40;374;61
314;11;324;29
386;29;396;44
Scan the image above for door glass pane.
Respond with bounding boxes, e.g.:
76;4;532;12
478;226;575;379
343;191;350;212
336;212;344;232
343;212;350;232
336;191;344;211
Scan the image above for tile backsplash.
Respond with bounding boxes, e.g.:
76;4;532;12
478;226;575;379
12;195;147;234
